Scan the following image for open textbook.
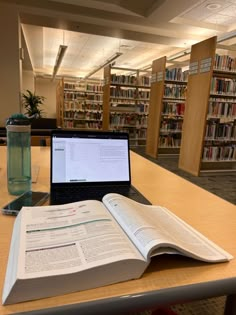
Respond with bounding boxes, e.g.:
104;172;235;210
2;193;233;305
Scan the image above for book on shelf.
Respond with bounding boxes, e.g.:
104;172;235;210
164;84;186;99
2;193;233;305
208;98;236;118
214;54;236;72
202;145;236;161
211;77;236;95
165;68;189;81
163;101;185;116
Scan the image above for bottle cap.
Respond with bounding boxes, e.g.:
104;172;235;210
6;114;31;126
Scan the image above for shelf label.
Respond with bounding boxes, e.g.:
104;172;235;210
200;57;212;73
151;71;164;83
104;77;110;85
189;61;198;75
151;73;157;83
157;71;164;82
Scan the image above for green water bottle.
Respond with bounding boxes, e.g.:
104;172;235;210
6;114;31;195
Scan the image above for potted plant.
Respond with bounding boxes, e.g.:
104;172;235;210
21;90;45;118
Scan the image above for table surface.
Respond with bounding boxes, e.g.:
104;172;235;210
0;146;236;315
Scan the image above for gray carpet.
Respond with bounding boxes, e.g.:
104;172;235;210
132;148;236;205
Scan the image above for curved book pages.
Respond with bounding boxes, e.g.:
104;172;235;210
2;193;233;305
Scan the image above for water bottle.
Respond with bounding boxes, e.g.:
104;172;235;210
6;114;31;195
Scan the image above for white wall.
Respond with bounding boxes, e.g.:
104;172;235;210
22;70;35;93
35;77;59;118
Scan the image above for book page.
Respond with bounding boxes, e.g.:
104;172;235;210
2;213;22;304
103;193;233;262
17;200;145;280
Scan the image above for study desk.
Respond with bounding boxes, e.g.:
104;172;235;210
0;146;236;315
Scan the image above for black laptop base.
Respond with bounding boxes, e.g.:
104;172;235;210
50;185;151;206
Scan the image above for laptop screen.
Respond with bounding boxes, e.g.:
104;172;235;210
51;130;131;184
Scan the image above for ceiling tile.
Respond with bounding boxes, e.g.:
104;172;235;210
19;0;236;78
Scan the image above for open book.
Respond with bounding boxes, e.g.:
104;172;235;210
2;193;233;305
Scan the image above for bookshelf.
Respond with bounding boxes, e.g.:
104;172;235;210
103;65;150;146
61;78;103;130
56;78;64;127
179;36;236;175
146;57;188;158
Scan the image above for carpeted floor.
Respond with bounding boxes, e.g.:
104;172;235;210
130;148;236;314
130;297;227;315
132;148;236;205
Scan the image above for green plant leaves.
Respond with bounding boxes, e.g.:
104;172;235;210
21;90;46;118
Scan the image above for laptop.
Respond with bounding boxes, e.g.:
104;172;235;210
50;129;150;205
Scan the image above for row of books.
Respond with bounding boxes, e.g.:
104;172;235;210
205;121;236;140
111;74;151;86
63;119;102;129
110;103;149;114
111;74;136;85
110;87;150;99
64;101;103;111
137;90;150;99
64;82;76;90
164;84;186;99
64;111;102;121
160;120;183;132
162;102;185;116
74;121;102;129
64;91;103;101
208;99;236;118
139;76;151;86
165;68;189;82
159;134;182;148
64;91;87;100
85;84;103;92
111;127;147;140
110;113;148;127
214;54;236;72
210;77;236;95
135;103;149;113
64;82;103;92
202;145;236;161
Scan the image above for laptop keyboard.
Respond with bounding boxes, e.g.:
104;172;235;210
51;185;150;205
52;185;131;203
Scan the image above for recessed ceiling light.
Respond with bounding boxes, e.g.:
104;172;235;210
206;3;222;10
120;44;133;50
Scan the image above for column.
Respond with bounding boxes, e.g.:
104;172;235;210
0;4;22;126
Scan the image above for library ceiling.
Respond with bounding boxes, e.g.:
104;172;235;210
1;0;236;79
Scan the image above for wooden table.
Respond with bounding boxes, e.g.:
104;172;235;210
0;147;236;315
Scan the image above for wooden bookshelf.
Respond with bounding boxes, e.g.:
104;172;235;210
103;65;150;146
179;36;236;175
103;65;111;130
60;78;103;130
146;57;188;158
146;57;166;158
56;78;64;127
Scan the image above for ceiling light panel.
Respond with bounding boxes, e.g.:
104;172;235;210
43;28;121;77
204;14;236;25
206;3;222;10
40;27;177;78
43;28;68;73
181;0;231;21
219;4;236;16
